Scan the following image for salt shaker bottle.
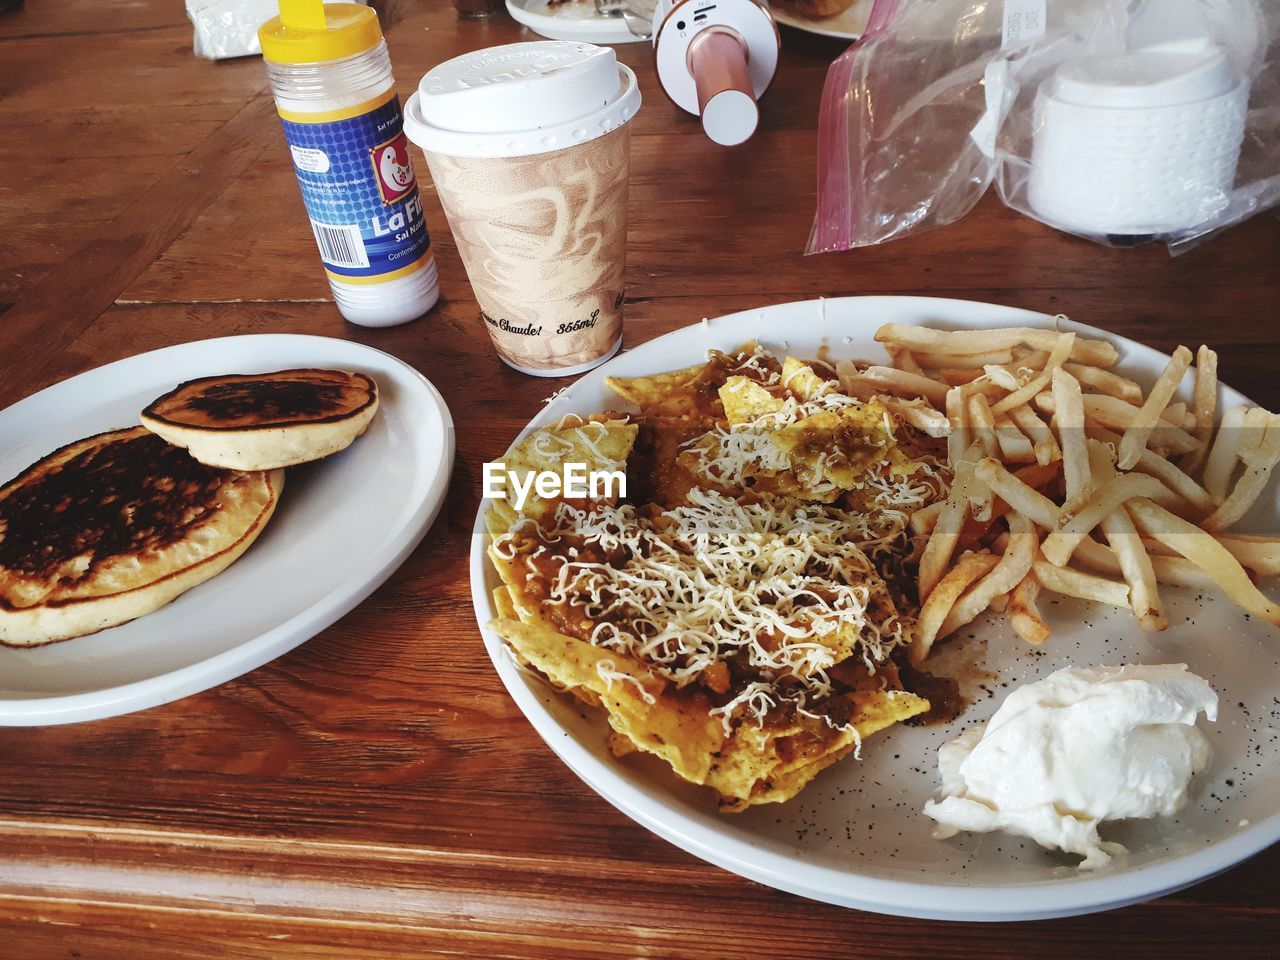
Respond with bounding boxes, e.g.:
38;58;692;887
259;0;438;327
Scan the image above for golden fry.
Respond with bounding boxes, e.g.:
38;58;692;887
1214;534;1280;576
1033;559;1131;608
1202;411;1280;532
1202;404;1249;502
994;413;1037;464
1063;361;1143;404
1008;572;1050;644
1178;345;1219;475
990;333;1075;416
1040;472;1172;567
1127;498;1280;626
975;457;1059;528
938;514;1038;640
945;386;969;467
849;365;949;407
967;392;1001;462
912;550;999;664
1087;424;1215;517
1009;404;1061;466
1051;366;1091;510
874;323;1118;367
1117;345;1193;469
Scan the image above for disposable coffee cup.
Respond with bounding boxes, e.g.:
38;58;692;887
404;42;641;377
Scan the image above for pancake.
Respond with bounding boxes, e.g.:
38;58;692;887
140;369;378;470
0;427;282;646
770;0;856;17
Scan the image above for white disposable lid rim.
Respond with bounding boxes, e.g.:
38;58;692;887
404;63;640;158
1049;40;1238;110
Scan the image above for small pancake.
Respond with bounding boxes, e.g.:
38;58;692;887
140;369;378;470
770;0;855;17
0;427;281;646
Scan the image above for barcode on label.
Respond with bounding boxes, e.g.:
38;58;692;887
1002;0;1045;48
309;220;369;269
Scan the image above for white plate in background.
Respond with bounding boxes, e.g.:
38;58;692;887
769;0;871;41
506;0;650;44
0;335;454;726
470;295;1279;920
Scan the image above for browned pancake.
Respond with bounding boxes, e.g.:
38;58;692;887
770;0;855;16
0;426;281;646
143;369;376;431
139;369;379;470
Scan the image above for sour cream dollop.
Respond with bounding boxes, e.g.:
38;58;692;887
923;664;1217;869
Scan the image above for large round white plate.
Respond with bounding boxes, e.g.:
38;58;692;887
1;335;454;726
770;0;870;40
506;0;650;44
470;296;1279;921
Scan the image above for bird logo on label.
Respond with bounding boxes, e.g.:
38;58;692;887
370;132;416;204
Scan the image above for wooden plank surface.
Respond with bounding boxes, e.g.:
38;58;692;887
0;1;1277;957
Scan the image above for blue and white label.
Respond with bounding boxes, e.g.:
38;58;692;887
279;94;432;280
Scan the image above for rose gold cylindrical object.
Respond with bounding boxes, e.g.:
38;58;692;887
686;27;758;146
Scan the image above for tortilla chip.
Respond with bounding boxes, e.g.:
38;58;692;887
605;342;777;419
489;418;637;528
605;364;708;417
485;341;940;813
491;616;725;784
706;688;928;811
782;356;833;401
485;500;519;538
627;415;726;508
492;585;518;620
720;376;784;425
488;599;930;811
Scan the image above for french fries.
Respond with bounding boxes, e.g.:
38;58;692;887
1052;366;1091;510
937;514;1037;639
991;333;1074;416
1128;498;1280;626
1215;534;1280;576
1008;572;1049;644
1040;473;1173;566
968;393;1001;462
1033;558;1131;608
1117;346;1193;469
1202;410;1280;532
1063;361;1143;404
945;386;968;467
876;324;1119;367
871;319;1279;657
1179;345;1219;475
1087;425;1215;517
1009;404;1060;466
1093;445;1167;631
912;550;999;664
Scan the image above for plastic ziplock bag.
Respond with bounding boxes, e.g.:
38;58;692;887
808;0;1280;255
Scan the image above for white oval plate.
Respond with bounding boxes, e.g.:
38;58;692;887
769;0;870;41
470;296;1279;921
0;335;454;726
505;0;649;44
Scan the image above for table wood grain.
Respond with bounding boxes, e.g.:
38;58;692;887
1;2;1277;957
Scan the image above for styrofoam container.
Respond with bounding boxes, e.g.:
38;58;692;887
1028;39;1249;236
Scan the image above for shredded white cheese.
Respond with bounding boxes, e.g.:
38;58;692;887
495;488;912;736
596;659;657;704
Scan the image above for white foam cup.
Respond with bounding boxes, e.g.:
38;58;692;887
403;42;642;376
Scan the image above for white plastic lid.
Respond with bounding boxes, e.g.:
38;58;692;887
403;41;641;158
1050;39;1238;109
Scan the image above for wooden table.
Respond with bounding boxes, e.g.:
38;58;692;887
1;3;1277;956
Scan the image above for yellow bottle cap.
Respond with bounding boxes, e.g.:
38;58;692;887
259;0;382;65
